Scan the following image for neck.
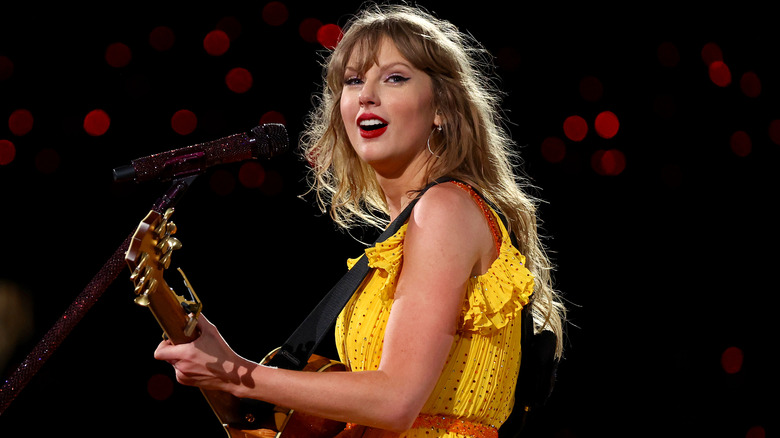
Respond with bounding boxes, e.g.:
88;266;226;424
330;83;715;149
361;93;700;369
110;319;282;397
376;162;432;221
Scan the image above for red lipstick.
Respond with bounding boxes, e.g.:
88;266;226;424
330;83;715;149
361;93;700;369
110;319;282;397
358;113;388;139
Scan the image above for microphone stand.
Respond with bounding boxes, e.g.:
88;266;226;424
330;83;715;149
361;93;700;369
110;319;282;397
0;175;198;415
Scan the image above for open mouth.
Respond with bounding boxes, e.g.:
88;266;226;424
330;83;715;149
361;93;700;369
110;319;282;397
359;117;388;138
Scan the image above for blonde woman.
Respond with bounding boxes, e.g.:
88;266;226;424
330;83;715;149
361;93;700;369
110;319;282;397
155;4;566;437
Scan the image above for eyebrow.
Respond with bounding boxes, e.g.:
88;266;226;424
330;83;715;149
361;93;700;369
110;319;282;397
344;61;415;75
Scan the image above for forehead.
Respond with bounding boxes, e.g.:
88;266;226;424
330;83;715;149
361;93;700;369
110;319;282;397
344;36;409;72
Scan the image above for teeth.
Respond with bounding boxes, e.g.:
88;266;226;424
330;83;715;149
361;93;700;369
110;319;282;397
360;119;386;128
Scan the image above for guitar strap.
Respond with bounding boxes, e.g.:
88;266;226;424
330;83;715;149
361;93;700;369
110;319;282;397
265;177;453;370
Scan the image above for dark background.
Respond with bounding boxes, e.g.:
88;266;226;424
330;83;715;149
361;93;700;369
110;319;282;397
0;2;774;437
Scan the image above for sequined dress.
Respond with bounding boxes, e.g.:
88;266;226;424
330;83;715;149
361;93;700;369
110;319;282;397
334;183;535;438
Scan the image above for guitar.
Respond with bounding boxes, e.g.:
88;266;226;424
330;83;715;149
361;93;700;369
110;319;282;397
126;208;347;437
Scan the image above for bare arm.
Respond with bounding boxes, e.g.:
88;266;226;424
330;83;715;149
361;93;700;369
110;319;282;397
154;184;495;432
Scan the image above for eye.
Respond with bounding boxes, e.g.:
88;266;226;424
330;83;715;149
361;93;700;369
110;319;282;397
386;74;410;84
344;75;363;86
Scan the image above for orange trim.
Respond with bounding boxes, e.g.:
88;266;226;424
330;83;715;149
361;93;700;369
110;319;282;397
412;414;498;438
449;181;502;255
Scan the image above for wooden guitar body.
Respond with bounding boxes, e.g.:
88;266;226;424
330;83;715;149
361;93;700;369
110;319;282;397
126;208;346;437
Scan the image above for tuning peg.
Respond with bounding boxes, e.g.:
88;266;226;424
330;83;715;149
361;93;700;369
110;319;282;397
134;292;151;307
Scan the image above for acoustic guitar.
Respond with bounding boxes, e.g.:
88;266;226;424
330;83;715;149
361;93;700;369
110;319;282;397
125;207;347;437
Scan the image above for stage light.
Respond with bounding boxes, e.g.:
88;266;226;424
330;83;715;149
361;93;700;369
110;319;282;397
299;18;323;44
541;137;566;164
769;120;780;145
239;161;266;188
720;346;743;374
263;1;289;27
317;24;343;50
709;61;732;87
83;109;110;136
149;26;175;52
171;109;197;136
594;111;619;139
225;67;253;94
0;140;15;165
260;110;286;125
204;30;230;56
105;42;131;68
563;115;588;142
730;131;752;157
591;149;625;176
740;71;761;98
0;55;13;81
701;42;723;66
8;109;33;136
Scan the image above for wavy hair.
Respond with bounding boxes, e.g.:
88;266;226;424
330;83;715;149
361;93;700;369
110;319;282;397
300;3;566;357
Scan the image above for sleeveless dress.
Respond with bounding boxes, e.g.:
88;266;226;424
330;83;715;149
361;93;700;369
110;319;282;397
334;182;535;438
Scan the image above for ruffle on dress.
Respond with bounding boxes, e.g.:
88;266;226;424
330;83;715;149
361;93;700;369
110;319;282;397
347;222;534;333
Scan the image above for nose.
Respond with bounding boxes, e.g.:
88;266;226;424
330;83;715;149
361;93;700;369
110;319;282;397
358;80;379;107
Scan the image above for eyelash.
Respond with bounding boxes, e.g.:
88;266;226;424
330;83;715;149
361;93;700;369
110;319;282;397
344;74;410;86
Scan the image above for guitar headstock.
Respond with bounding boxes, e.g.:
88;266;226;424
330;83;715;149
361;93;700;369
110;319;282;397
125;208;201;343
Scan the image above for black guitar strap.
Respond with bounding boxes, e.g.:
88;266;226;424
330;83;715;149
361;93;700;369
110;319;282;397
265;178;451;370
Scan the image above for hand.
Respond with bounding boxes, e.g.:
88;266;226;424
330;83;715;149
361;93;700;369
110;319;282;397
153;314;257;393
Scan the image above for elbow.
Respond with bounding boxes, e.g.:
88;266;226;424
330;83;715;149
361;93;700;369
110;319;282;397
377;398;422;433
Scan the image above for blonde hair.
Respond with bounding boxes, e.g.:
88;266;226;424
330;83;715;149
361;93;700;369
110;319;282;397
300;3;566;357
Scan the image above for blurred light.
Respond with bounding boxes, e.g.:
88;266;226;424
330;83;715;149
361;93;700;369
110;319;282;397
226;67;253;93
746;426;765;438
217;16;242;41
149;26;175;52
317;24;343;49
239;161;266;188
0;55;13;81
721;346;743;374
769;119;780;145
730;130;752;157
709;61;732;87
594;111;619;139
540;137;566;163
0;140;15;165
204;30;230;56
84;109;110;136
105;42;131;68
263;1;289;26
147;373;174;401
740;71;761;98
35;148;60;174
701;42;723;66
592;149;626;176
9;109;33;136
171;109;197;135
579;76;603;102
299;18;323;43
563;115;588;142
260;110;286;125
657;41;680;67
210;168;236;196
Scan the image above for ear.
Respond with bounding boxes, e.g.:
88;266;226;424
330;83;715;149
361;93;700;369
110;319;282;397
433;110;444;129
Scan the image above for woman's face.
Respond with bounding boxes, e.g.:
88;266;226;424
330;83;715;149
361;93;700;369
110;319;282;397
340;37;441;178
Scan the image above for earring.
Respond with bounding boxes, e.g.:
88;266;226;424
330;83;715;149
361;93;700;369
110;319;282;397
427;125;443;157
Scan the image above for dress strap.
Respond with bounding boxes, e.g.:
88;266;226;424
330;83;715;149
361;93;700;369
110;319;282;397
448;181;502;255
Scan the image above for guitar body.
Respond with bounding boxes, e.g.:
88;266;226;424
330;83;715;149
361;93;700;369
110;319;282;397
126;208;346;437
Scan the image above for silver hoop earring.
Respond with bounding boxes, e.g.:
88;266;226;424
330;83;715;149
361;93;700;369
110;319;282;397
427;125;443;157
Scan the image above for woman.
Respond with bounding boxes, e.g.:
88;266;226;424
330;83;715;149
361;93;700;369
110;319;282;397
154;4;566;437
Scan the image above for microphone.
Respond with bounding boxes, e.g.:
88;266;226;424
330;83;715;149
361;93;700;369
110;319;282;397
112;123;289;183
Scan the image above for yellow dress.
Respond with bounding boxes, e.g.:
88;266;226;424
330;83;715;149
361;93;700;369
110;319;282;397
334;184;535;438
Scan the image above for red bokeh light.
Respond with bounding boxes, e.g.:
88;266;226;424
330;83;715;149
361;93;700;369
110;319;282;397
746;426;765;438
709;61;732;87
171;109;197;135
0;55;13;81
563;115;588;142
740;71;761;98
260;110;286;125
105;42;132;68
730;130;752;157
769;120;780;145
239;161;266;188
594;111;619;139
149;26;175;52
701;42;723;66
35;148;60;174
540;137;566;163
262;1;289;26
592;149;626;176
147;374;174;401
657;41;680;68
299;18;323;43
204;30;230;56
9;109;33;136
0;139;16;165
721;346;743;374
84;109;111;136
226;67;253;93
317;24;343;49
